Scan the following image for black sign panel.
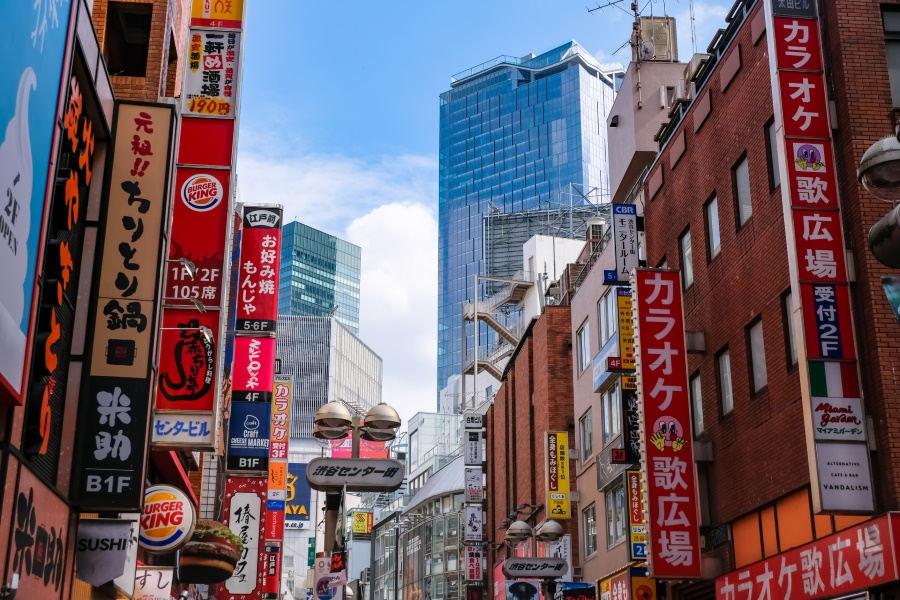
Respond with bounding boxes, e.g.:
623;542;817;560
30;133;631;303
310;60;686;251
621;388;641;465
771;0;817;18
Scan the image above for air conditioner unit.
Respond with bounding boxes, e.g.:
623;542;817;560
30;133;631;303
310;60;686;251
573;567;584;578
632;16;678;62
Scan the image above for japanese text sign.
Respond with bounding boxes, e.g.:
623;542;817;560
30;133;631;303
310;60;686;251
546;432;571;519
236;205;282;333
285;463;312;529
464;506;483;542
305;457;405;492
219;476;266;599
73;103;174;511
771;0;817;19
605;204;638;284
232;336;276;402
227;401;271;472
465;466;483;502
466;546;483;581
134;566;174;600
617;287;636;370
183;29;241;118
151;413;214;445
627;470;647;561
633;268;700;578
716;514;898;600
261;544;281;599
155;309;219;411
465;430;482;465
351;512;374;535
191;0;244;28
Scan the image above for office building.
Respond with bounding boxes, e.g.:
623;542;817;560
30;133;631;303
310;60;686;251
279;220;362;335
437;41;619;409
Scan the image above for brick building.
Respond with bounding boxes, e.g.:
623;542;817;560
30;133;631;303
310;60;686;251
485;305;581;591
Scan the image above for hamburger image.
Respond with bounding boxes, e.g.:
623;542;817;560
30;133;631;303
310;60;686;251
177;519;244;583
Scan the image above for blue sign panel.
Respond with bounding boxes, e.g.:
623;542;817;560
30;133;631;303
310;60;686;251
227;401;271;471
0;0;73;396
286;462;312;529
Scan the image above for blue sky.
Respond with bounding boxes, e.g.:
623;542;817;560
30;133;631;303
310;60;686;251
235;0;734;422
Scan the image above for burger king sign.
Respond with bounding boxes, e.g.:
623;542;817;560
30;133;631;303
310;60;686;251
139;485;196;553
181;173;224;212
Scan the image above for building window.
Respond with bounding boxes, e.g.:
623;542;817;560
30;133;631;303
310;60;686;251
606;483;626;548
718;349;734;415
747;318;768;393
680;229;693;288
782;290;798;367
577;322;591;374
690;373;704;435
583;505;597;556
705;196;721;259
580;409;593;462
734;156;752;226
884;8;900;107
104;2;153;77
598;291;617;345
602;382;622;445
765;118;781;190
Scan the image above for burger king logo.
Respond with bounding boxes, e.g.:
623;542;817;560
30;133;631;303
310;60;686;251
181;173;223;212
138;485;196;553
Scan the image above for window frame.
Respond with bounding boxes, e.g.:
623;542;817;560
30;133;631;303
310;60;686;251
733;153;753;228
705;195;721;260
601;381;622;446
781;289;799;370
583;504;598;556
746;317;768;395
605;481;626;548
717;348;734;416
579;408;594;462
598;291;618;346
765;117;781;192
689;371;704;435
679;228;694;289
576;320;591;374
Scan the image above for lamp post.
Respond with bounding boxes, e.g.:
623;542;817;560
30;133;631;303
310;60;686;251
502;520;566;598
858;129;900;267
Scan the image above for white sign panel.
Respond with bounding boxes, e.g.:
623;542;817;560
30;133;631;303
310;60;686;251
151;413;214;446
465;467;483;502
225;491;261;595
464;414;483;429
466;546;483;581
75;519;133;586
306;457;405;491
134;566;174;600
816;442;875;512
182;29;241;118
465;430;481;465
112;514;140;597
464;506;483;542
502;557;568;579
604;204;638;284
811;396;865;441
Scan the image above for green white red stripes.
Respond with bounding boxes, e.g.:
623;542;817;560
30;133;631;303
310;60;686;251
808;361;860;398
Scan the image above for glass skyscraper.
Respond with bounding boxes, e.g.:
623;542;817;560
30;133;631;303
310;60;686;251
279;220;362;335
437;41;619;408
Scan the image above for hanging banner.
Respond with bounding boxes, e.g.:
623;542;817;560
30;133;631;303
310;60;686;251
232;336;276;402
235;205;282;334
227;401;271;472
75;519;133;586
155;309;219;411
219;476;267;599
134;566;174;600
764;0;874;514
546;432;571;519
73;102;175;510
633;268;700;579
286;463;312;529
616;287;636;370
465;466;483;502
604;204;638;284
261;543;281;600
182;29;241;118
0;0;73;403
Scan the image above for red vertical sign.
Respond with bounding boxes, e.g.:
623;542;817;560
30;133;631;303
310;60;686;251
634;268;701;578
235;206;282;333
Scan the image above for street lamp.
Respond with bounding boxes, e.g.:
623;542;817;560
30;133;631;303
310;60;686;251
502;519;567;598
858;130;900;267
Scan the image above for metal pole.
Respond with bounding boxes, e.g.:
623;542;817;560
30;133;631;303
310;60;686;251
352;417;361;459
323;492;341;554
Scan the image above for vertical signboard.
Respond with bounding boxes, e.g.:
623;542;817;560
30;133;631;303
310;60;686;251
235;205;282;333
232;336;277;402
23;73;95;481
616;287;636;370
626;470;647;561
227;401;271;471
268;376;292;499
261;544;281;600
191;0;245;28
134;566;174;599
465;430;482;465
464;506;483;542
604;204;639;284
0;0;73;403
764;0;874;513
545;432;571;519
633;268;700;578
72;103;175;510
219;476;267;600
464;466;483;502
182;30;241;118
286;463;312;529
466;546;483;582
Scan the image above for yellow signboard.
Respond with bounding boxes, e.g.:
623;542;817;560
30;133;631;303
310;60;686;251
352;511;373;535
622;374;637;391
617;287;636;370
191;0;244;27
546;432;570;518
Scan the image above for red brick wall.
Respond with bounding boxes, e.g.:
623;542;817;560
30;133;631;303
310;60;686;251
486;307;580;576
643;1;810;526
824;0;900;511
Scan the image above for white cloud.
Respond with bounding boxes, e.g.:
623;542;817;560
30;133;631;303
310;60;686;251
236;147;439;426
345;202;438;426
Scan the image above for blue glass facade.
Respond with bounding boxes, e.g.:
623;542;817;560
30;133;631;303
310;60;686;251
279;221;361;335
437;42;617;409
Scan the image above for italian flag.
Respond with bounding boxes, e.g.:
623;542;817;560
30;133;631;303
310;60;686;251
808;361;860;398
